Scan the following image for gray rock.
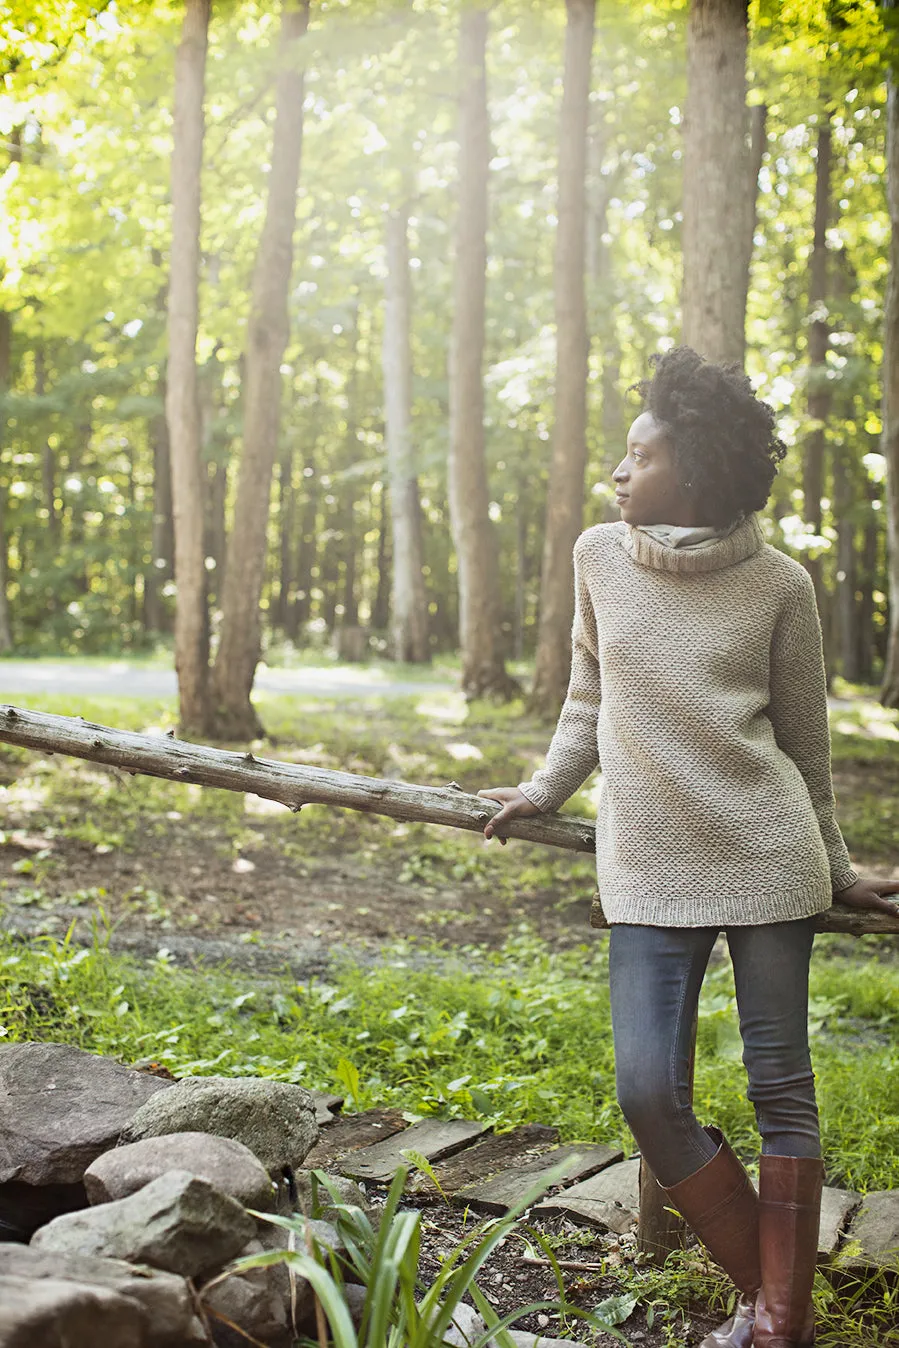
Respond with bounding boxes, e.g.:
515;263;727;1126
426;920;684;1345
202;1239;291;1348
0;1041;172;1186
0;1273;144;1348
0;1245;202;1346
292;1169;371;1222
839;1189;899;1272
442;1302;488;1345
31;1169;254;1279
85;1131;276;1211
343;1282;367;1329
818;1185;861;1258
118;1076;318;1176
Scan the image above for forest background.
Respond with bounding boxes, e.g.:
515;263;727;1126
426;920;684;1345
2;0;899;737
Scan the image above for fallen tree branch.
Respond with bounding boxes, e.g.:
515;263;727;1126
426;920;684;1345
0;704;896;936
0;704;595;852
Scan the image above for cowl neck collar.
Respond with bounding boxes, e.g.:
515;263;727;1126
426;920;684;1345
621;513;764;574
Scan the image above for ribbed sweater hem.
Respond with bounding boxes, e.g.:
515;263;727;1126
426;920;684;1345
599;874;834;928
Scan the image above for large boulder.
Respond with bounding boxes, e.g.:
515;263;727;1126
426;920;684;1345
31;1169;254;1279
118;1076;318;1178
85;1132;276;1212
0;1042;173;1188
0;1274;144;1348
0;1043;175;1241
0;1245;202;1346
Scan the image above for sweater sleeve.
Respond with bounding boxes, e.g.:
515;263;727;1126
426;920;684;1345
768;571;858;894
518;542;601;813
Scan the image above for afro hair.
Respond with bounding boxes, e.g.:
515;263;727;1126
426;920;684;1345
633;346;787;528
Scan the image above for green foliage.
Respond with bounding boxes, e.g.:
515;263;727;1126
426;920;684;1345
209;1162;627;1348
0;0;892;670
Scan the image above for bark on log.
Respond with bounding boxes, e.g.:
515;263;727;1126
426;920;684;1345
0;704;895;935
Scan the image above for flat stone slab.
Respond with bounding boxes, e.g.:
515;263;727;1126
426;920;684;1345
340;1119;488;1183
838;1189;899;1272
457;1143;624;1216
407;1124;560;1198
304;1107;408;1170
533;1156;639;1234
308;1092;344;1126
818;1185;862;1258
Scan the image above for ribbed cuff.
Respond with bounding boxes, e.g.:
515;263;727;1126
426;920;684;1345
517;781;557;813
831;867;859;897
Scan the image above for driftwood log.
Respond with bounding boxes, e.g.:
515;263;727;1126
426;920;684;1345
1;702;897;1262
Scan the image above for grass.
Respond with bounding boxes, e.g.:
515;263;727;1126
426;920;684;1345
1;922;897;1193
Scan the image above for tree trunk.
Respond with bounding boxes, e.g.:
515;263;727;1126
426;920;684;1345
0;312;14;652
883;7;899;706
276;444;294;629
34;347;59;545
206;461;227;603
372;479;391;633
145;380;175;634
383;202;430;664
859;491;878;684
833;447;860;682
167;0;211;734
448;4;516;700
290;447;318;638
681;0;751;365
529;0;595;716
211;0;310;736
804;120;832;653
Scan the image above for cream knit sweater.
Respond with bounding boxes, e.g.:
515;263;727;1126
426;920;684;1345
519;513;857;926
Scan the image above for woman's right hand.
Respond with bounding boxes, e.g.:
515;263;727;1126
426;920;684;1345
476;786;541;845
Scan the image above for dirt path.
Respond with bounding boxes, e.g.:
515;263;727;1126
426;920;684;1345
0;659;453;699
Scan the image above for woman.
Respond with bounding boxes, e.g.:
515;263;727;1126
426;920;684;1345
478;347;897;1348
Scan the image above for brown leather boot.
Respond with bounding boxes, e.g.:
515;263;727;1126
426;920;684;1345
662;1128;760;1348
753;1153;822;1347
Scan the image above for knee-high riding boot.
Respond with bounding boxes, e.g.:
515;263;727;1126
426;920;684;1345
753;1154;822;1347
661;1128;760;1348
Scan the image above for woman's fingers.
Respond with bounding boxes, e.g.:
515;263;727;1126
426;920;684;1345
837;886;899;916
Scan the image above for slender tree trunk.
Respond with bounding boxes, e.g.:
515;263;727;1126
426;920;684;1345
206;461;227;602
291;448;318;637
681;0;751;365
211;0;310;736
383;202;429;663
372;479;391;633
448;4;515;700
276;445;294;628
145;380;175;634
34;348;59;545
858;490;878;683
804;121;832;651
882;11;899;705
529;0;595;716
0;312;14;651
515;496;528;662
167;0;211;734
833;447;860;682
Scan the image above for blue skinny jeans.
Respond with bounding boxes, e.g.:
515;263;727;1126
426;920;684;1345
609;919;820;1187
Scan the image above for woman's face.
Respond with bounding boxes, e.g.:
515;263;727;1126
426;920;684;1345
612;411;700;528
